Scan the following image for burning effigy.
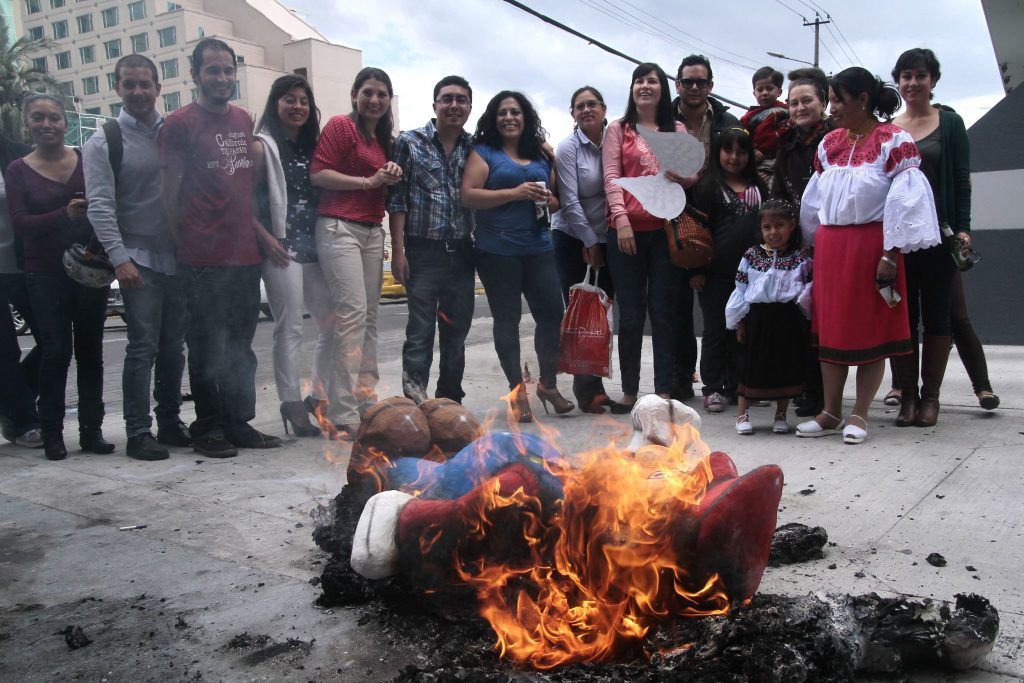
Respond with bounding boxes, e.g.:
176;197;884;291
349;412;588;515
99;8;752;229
312;396;999;679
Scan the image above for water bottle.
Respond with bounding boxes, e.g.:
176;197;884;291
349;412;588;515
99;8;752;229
940;223;981;272
534;181;551;230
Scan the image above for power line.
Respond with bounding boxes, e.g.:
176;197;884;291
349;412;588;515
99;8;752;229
774;0;806;19
824;23;854;64
828;18;862;64
799;0;863;64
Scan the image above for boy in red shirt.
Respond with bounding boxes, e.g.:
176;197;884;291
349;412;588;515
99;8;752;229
740;67;789;187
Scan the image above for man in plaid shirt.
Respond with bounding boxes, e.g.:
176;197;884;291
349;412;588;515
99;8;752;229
387;76;476;404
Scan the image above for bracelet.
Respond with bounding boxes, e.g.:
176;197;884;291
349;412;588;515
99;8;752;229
361;176;367;191
879;254;897;267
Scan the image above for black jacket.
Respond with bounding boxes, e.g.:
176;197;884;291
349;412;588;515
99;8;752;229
672;95;741;142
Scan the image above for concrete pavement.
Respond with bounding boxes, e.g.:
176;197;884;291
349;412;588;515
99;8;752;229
1;322;1021;680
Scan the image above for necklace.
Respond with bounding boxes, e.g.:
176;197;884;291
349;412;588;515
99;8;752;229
846;119;878;146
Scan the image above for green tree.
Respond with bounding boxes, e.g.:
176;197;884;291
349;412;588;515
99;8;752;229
0;16;61;141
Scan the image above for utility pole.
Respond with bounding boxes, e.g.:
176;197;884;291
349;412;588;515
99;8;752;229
803;13;831;68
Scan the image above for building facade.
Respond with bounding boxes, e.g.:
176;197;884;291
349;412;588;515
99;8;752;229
11;0;364;122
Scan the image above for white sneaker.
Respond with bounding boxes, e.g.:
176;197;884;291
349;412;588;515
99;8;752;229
15;428;44;448
735;412;753;435
772;417;791;434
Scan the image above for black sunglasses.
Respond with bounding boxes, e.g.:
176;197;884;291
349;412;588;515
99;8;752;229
678;78;710;89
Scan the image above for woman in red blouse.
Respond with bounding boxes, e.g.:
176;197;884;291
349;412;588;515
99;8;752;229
311;67;403;438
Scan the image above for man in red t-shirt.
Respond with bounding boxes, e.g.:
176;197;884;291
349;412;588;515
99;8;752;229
158;38;280;457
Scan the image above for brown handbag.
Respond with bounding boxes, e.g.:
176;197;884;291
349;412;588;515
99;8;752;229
664;204;714;269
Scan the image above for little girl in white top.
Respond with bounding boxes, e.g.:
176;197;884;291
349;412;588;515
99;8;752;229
725;199;812;434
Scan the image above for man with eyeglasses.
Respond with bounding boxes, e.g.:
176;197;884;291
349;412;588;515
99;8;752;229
387;75;476;405
673;54;740;173
670;55;739;402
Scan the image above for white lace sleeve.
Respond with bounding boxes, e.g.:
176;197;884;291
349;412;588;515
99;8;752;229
883;167;941;252
725;258;751;330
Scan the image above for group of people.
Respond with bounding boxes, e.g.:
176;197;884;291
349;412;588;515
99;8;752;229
0;40;1000;462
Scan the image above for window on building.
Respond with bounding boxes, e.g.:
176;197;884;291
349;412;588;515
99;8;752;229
101;7;118;28
160;58;178;81
75;14;93;33
106;72;117;90
25;0;42;14
27;26;44;41
157;26;176;47
110;103;122;117
128;1;147;20
50;0;65;8
104;38;121;59
167;2;182;10
190;88;197;102
82;75;99;95
130;33;148;53
79;45;95;64
31;57;46;72
230;82;240;101
85;107;101;115
55;51;71;69
51;20;68;40
163;92;181;111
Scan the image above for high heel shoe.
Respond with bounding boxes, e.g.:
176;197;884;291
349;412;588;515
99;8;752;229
536;385;575;415
509;384;533;423
281;402;321;437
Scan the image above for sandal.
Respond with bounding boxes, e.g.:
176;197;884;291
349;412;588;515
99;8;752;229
843;415;868;445
796;411;844;438
976;391;1000;411
883;388;902;407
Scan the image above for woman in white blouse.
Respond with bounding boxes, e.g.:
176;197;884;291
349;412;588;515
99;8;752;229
796;67;940;445
552;86;613;413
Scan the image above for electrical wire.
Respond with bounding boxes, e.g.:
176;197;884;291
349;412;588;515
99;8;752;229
774;0;806;19
824;23;854;64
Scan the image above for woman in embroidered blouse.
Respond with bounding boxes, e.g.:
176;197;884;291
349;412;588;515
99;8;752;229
888;48;997;426
796;67;940;445
5;94;113;460
602;63;688;412
551;85;613;414
253;74;331;438
461;90;571;422
310;67;403;438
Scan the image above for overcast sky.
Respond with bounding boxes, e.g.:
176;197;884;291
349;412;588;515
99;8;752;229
285;0;1006;144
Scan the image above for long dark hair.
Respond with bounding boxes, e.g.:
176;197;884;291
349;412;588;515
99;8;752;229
472;90;547;160
829;67;901;121
256;74;320;154
349;67;395;159
570;85;607;130
620;62;675;132
695;127;766;208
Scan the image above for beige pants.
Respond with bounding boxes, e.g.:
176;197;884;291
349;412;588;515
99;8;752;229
315;217;384;425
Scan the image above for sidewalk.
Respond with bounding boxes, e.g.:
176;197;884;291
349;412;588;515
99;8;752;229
1;333;1021;681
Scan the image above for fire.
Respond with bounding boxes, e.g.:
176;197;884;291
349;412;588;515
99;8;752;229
449;424;730;668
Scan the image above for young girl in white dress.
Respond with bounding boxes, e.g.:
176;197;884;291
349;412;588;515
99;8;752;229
726;199;812;435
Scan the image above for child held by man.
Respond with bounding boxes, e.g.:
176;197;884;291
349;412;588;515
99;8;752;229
725;199;812;435
740;67;789;187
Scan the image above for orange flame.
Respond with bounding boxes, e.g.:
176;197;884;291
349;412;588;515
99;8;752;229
446;423;729;668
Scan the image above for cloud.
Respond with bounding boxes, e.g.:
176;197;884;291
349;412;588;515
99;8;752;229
288;0;1007;139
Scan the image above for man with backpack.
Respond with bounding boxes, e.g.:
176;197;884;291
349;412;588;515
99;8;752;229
84;54;190;461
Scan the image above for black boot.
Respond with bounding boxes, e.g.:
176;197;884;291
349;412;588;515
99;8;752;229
43;430;67;461
80;427;116;454
891;346;920;428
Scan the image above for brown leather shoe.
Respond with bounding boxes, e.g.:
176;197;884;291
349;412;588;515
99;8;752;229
895;395;918;427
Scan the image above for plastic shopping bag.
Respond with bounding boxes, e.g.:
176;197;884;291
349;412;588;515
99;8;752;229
557;267;614;378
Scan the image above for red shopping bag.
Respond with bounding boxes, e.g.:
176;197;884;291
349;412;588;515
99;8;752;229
557;267;614;378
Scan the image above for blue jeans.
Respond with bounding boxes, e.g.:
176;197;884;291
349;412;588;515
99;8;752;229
25;272;109;433
475;249;564;389
606;229;682;396
179;264;260;437
0;273;41;434
402;237;476;402
121;265;189;437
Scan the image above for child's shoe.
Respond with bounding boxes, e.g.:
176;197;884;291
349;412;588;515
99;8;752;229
735;412;753;435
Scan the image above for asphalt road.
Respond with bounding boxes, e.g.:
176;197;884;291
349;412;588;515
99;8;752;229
17;294;498;420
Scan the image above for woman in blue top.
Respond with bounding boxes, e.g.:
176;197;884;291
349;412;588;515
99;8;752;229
461;91;572;422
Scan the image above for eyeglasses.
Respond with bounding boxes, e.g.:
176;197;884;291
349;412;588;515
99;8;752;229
573;99;603;112
436;94;470;106
678;78;710;89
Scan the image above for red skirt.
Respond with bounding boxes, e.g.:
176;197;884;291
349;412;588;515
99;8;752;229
812;223;912;365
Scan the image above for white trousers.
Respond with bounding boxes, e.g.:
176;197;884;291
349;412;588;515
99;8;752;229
315;217;384;425
261;258;335;404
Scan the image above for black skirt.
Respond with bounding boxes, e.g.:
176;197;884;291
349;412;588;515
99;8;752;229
739;302;808;400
